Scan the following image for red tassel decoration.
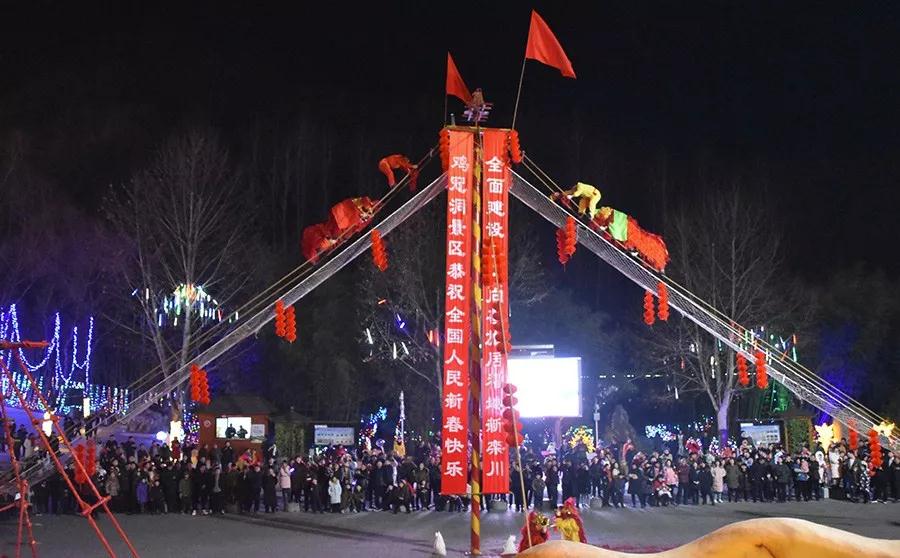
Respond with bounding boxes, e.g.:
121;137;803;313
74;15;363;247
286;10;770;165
849;419;859;451
556;228;570;266
371;229;388;272
508;130;523;164
868;429;882;468
754;349;768;389
736;353;750;386
439;129;450;172
643;291;656;325
657;281;669;321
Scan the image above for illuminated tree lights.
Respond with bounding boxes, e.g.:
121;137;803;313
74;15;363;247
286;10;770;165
563;425;595;453
134;283;238;328
0;304;129;414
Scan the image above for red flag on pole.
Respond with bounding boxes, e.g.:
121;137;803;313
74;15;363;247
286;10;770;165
525;10;576;78
446;52;472;103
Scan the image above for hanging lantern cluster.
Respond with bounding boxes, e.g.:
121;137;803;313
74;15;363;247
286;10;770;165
736;353;750;386
439;128;450;172
190;363;210;405
656;281;669;321
754;349;768;389
848;419;859;451
556;216;577;266
73;441;97;483
508;130;523;164
643;291;655;326
868;429;882;469
502;383;524;447
274;300;297;343
371;229;388;272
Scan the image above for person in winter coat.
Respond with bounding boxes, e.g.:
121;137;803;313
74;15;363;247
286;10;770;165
698;462;714;505
136;477;149;514
263;467;278;513
328;476;343;513
249;465;263;513
413;462;430;510
628;466;648;508
610;465;626;508
711;461;726;503
545;465;560;508
178;472;193;514
724;458;741;502
531;473;546;510
278;462;292;511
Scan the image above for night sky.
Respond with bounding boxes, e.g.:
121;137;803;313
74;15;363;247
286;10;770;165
3;1;900;279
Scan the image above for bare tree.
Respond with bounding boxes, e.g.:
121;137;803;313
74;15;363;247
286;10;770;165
648;173;792;442
104;129;249;421
357;202;549;431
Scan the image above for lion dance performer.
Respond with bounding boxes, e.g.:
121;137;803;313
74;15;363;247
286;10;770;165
553;182;602;219
519;510;551;553
301;197;376;262
592;206;669;272
554;497;587;544
378;154;418;190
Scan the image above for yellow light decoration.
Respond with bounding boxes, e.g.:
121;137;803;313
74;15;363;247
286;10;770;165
814;422;835;451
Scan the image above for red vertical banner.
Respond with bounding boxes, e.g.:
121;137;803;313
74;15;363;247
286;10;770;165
480;129;511;493
441;129;474;495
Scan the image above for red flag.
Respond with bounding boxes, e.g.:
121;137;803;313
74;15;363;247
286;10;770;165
525;10;576;78
446;52;472;103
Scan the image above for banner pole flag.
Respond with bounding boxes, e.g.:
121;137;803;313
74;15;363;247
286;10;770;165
447;52;472;104
513;10;576;128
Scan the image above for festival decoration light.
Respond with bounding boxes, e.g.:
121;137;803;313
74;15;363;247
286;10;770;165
815;422;835;451
848;418;859;451
284;305;297;343
502;383;525;448
438;128;450;172
274;300;286;338
873;421;894;438
136;283;235;329
563;424;595;453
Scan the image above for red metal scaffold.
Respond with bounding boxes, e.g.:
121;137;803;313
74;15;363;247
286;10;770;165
0;340;140;558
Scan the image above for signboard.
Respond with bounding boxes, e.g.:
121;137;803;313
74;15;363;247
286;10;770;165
739;421;782;448
480;128;511;494
250;423;267;442
508;357;582;417
440;129;474;495
313;425;355;446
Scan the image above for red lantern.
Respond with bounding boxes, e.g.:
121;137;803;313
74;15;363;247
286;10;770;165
439;129;450;172
656;281;669;321
371;230;388;272
564;216;577;257
736;353;750;386
556;227;570;266
508;130;523;164
848;419;858;451
643;291;655;326
754;349;768;389
868;429;882;469
285;306;297;343
502;383;524;448
274;300;286;338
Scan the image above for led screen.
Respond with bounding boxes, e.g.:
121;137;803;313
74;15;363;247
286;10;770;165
507;357;581;417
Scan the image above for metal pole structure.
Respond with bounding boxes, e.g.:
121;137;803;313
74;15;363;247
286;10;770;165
399;391;405;451
468;133;484;555
593;402;601;449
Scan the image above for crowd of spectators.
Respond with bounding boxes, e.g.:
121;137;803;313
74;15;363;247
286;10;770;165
15;429;899;518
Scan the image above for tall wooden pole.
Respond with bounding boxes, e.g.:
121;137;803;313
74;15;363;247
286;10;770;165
469;135;484;555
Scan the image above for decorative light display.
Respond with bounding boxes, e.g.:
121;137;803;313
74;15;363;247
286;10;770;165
563;425;595;453
644;424;679;442
0;304;128;414
359;406;388;448
135;283;238;329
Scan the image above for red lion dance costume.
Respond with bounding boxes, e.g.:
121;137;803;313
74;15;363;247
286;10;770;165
519;510;551;553
301;197;376;262
591;206;669;272
554;497;587;544
378;154;418;190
